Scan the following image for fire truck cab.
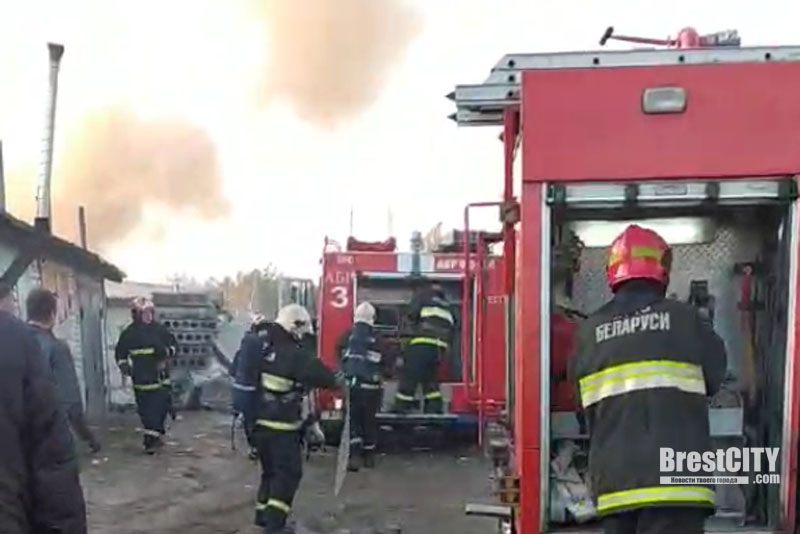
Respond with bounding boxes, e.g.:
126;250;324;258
452;28;800;534
316;228;508;442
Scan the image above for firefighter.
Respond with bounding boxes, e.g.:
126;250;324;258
340;302;385;472
251;304;345;533
393;283;455;414
116;297;171;454
568;225;727;534
231;313;273;460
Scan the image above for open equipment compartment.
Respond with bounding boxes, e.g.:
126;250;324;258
449;26;800;534
354;273;468;413
545;180;795;532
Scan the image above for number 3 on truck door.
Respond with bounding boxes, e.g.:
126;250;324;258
331;286;348;309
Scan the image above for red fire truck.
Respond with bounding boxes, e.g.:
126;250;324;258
453;26;800;534
315;227;509;442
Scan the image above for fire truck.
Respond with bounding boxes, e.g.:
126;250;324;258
315;227;509;443
451;26;800;534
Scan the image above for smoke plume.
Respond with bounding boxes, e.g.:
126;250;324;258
251;0;423;128
47;108;229;249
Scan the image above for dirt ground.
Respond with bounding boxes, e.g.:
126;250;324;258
80;409;499;534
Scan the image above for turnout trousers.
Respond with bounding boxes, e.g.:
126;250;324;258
134;386;169;451
395;342;444;413
348;386;382;458
254;427;302;532
602;507;707;534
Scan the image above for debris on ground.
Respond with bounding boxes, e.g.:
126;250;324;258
83;412;497;534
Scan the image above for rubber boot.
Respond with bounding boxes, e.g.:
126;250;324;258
423;396;443;414
392;398;417;414
347;452;362;472
255;509;266;528
363;449;376;469
264;510;292;534
144;434;157;455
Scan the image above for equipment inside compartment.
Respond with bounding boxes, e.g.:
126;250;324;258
353;276;466;411
548;205;791;532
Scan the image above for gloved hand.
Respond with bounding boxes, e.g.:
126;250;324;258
118;361;132;377
88;437;102;454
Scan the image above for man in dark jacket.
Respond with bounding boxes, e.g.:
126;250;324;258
231;313;272;459
249;304;345;533
26;288;101;453
115;297;171;454
393;283;455;414
0;304;87;533
568;225;727;534
340;301;385;471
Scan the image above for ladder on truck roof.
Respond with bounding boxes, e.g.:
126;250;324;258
448;45;800;127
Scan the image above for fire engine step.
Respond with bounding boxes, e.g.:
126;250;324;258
376;413;459;425
464;503;512;519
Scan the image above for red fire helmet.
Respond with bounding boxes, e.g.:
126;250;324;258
606;225;672;290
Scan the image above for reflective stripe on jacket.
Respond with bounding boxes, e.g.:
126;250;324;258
579;359;706;408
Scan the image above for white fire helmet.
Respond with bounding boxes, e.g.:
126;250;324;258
250;312;271;336
275;304;313;339
354;302;376;326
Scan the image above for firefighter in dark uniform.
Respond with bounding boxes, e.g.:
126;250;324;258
116;297;171;454
568;225;727;534
393;283;455;414
231;313;273;460
339;302;385;472
249;304;345;533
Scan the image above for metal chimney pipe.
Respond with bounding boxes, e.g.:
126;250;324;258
410;230;422;275
34;42;65;233
0;140;6;214
78;206;87;249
